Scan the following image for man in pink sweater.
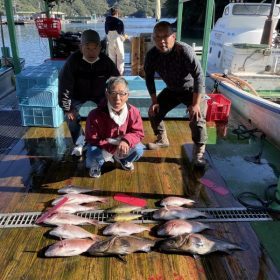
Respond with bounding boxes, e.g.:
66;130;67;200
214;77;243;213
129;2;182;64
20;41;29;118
85;76;145;178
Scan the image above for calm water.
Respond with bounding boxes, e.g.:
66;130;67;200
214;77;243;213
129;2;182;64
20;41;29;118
1;18;201;67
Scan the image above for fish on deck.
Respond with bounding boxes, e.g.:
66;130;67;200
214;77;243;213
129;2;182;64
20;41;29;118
58;185;94;194
54;203;98;214
103;222;150;236
156;233;246;256
156;219;211;236
52;193;108;205
159;196;195;207
43;213;99;226
45;238;96;257
88;235;156;257
49;224;102;240
105;204;144;214
153;206;207;220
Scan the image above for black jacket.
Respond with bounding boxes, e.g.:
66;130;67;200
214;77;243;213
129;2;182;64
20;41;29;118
105;16;124;35
58;50;120;112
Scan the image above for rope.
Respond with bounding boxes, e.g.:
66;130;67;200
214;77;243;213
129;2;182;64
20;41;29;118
210;73;259;97
237;184;280;213
232;124;261;140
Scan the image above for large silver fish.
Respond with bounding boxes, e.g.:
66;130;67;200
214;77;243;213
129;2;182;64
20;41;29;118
156;233;245;255
103;222;150;236
88;235;156;257
159;196;195;207
49;224;102;240
153;206;207;220
52;194;108;206
156;219;210;236
54;203;98;214
58;185;93;194
106;204;143;214
45;238;95;257
43;213;98;226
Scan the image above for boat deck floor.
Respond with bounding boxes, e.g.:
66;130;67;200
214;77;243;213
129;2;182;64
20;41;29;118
0;97;279;279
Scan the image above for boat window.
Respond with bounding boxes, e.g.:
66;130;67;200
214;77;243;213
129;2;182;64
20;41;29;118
232;4;280;16
218;51;221;58
224;7;229;16
209;47;212;54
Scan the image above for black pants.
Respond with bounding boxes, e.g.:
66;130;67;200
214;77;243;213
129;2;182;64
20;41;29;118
148;88;208;144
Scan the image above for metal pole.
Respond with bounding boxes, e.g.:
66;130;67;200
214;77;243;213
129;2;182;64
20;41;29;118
201;0;214;76
260;0;276;45
176;0;183;42
44;0;54;58
155;0;161;22
4;0;21;74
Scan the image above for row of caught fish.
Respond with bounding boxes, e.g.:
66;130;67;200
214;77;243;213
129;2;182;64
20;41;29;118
46;219;210;239
41;205;208;227
57;185;196;207
45;233;245;258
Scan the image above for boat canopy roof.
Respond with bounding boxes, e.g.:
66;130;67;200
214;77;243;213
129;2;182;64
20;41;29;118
224;3;280;18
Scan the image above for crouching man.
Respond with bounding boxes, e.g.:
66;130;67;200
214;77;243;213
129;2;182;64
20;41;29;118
85;76;145;178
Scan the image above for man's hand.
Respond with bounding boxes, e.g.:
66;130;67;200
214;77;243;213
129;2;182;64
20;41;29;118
148;103;160;116
66;111;76;121
188;104;201;121
115;140;130;158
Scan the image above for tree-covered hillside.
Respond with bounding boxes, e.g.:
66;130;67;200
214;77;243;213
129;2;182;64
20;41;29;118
0;0;168;18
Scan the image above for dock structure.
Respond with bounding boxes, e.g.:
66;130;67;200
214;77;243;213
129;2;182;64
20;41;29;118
65;15;97;24
0;88;279;279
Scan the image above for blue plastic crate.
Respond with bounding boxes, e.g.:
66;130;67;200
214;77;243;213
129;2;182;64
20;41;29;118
44;59;66;70
127;79;166;91
18;85;58;107
124;75;144;81
20;105;64;127
16;69;58;91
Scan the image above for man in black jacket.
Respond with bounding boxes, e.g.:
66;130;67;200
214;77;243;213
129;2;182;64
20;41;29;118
58;29;120;156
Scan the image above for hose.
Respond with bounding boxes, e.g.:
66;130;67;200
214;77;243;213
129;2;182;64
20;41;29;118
210;73;259;97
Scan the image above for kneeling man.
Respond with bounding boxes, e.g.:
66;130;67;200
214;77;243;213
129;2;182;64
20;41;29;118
85;76;145;178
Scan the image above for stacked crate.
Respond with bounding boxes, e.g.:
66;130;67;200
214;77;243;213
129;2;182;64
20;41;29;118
16;60;65;128
127;76;187;118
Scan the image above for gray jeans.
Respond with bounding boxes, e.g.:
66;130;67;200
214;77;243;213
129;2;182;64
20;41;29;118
65;99;94;144
149;88;208;144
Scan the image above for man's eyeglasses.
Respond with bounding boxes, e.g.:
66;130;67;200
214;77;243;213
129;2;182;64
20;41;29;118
108;91;128;97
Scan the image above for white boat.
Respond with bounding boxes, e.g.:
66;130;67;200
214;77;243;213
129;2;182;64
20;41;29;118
206;2;280;148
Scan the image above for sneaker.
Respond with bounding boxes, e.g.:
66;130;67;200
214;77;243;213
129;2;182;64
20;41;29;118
89;164;101;178
114;157;134;171
71;145;84;156
147;133;169;150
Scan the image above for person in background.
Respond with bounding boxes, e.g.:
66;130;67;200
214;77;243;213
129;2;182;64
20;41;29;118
144;21;208;166
105;7;127;75
58;29;120;157
85;76;145;178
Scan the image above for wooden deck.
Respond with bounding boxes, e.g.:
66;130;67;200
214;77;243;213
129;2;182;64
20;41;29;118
0;119;279;280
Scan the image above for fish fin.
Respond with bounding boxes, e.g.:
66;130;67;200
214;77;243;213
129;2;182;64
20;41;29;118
179;234;190;247
116;255;127;263
193;254;201;260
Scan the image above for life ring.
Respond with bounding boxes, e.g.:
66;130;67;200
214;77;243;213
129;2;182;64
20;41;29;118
210;73;259;97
